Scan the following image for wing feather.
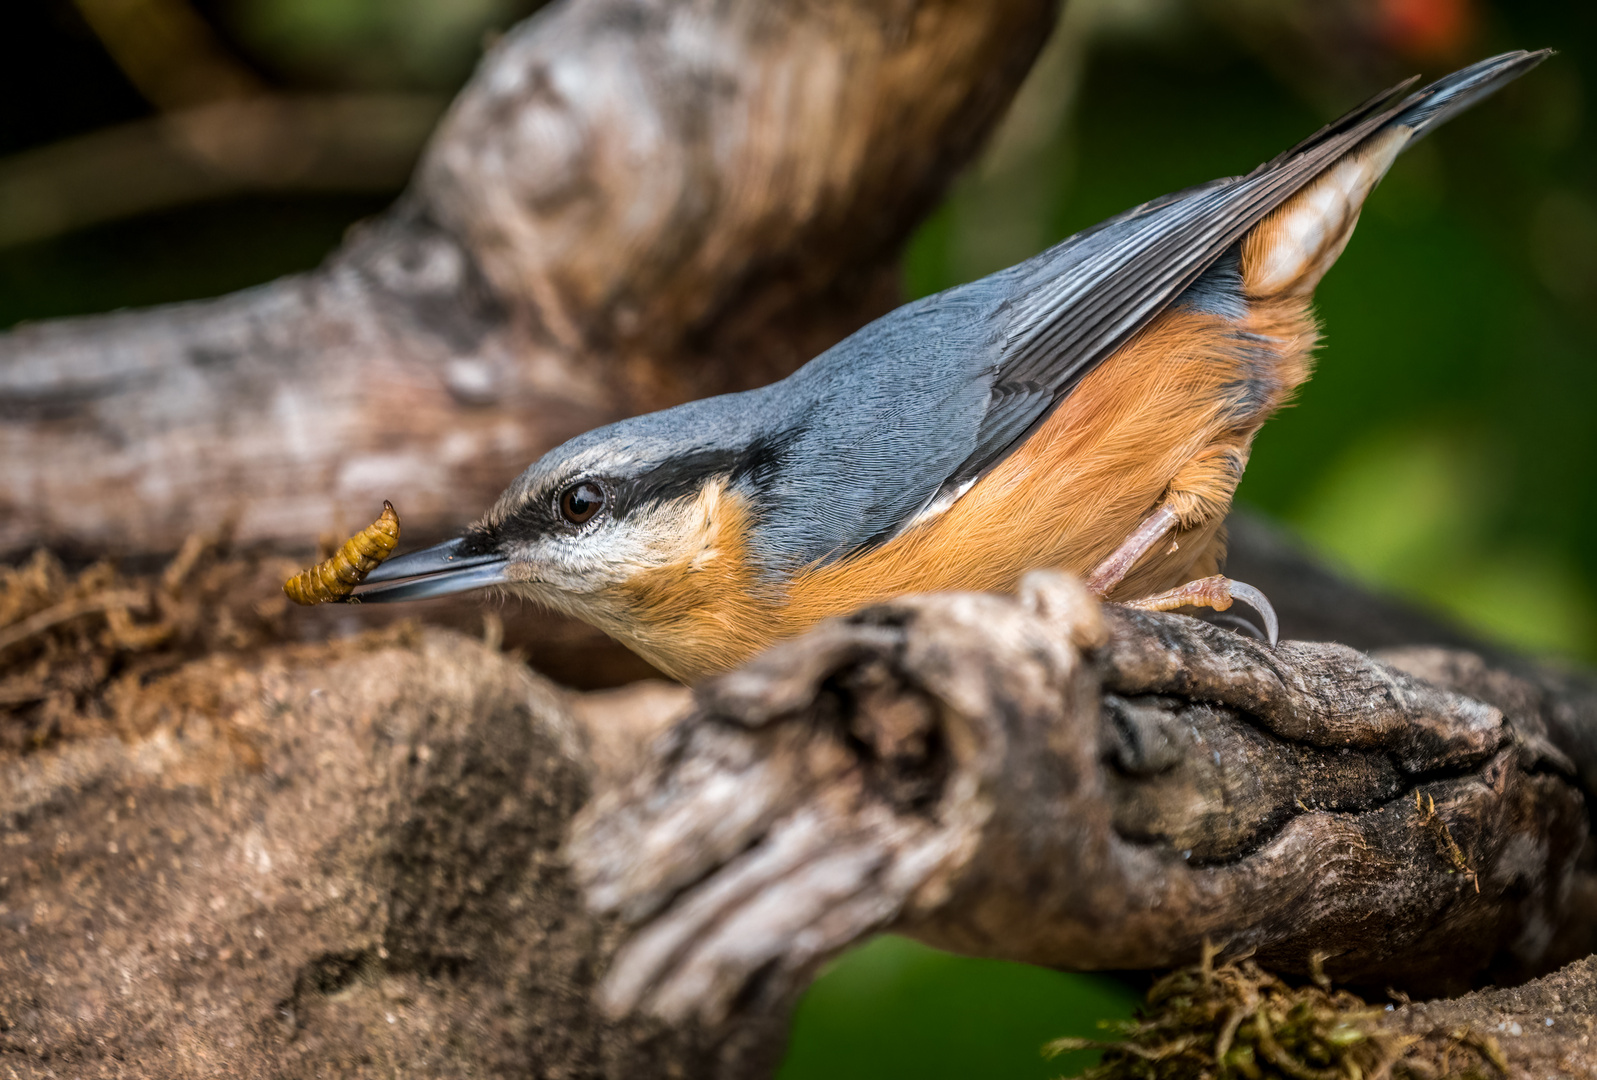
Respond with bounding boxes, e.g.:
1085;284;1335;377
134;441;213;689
930;51;1545;502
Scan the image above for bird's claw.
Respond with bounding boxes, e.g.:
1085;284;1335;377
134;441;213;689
1126;575;1279;646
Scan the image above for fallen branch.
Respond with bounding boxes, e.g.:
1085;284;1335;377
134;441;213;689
0;94;445;248
3;554;1593;1077
569;572;1596;1025
0;0;1055;561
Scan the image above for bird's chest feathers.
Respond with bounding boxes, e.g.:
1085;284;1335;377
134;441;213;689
592;480;776;679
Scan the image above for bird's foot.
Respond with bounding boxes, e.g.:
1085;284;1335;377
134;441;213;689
1126;575;1279;646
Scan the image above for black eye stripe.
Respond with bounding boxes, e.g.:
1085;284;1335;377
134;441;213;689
494;434;793;544
605;438;792;519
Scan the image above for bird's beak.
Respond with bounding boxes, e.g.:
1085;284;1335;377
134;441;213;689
350;536;508;603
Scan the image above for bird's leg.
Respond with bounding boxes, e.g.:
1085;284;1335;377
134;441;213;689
1126;576;1279;646
1087;442;1247;596
1086;441;1279;645
1084;506;1179;595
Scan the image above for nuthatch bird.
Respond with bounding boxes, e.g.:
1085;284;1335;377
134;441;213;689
357;51;1548;682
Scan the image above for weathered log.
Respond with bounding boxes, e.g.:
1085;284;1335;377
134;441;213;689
0;0;1055;563
1228;513;1597;801
3;556;1593;1077
568;572;1596;1026
1383;954;1597;1078
0;629;788;1079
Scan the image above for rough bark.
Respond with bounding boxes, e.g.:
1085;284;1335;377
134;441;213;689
1228;513;1597;801
1386;954;1597;1077
0;0;1056;563
3;560;1595;1077
569;573;1596;1036
0;629;787;1079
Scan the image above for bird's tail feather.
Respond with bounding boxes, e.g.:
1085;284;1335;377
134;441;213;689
1387;49;1551;144
1232;50;1549;302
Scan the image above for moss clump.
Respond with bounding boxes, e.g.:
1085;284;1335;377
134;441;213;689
1049;947;1506;1080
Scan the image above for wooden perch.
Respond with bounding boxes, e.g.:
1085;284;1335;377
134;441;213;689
0;0;1055;562
2;535;1592;1078
0;627;793;1080
569;572;1597;1026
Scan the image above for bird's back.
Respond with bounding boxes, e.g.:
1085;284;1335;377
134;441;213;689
742;50;1549;582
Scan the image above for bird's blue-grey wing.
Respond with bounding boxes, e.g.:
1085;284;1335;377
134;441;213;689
747;50;1546;573
937;49;1547;500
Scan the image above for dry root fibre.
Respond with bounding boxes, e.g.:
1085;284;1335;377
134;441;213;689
0;534;419;761
0;537;300;757
1052;947;1508;1080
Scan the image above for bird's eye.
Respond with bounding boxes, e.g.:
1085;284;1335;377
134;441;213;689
558;481;605;525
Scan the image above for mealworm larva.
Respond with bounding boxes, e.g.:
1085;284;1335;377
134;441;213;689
283;501;401;605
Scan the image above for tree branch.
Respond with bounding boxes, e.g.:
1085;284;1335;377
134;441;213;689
0;0;1055;561
569;573;1596;1025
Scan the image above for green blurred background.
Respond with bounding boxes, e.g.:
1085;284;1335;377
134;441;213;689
3;0;1592;1075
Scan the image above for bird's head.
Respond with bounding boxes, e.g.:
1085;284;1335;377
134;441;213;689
356;396;782;677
